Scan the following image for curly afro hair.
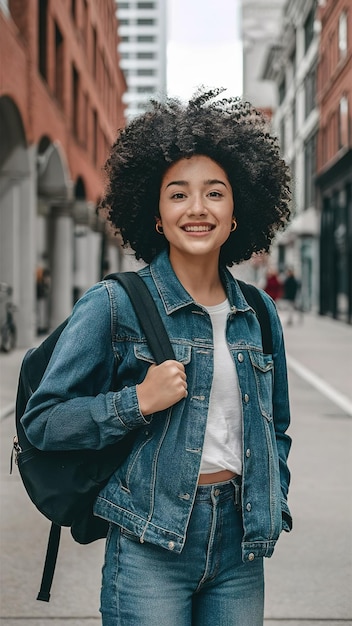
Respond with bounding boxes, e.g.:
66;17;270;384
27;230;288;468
101;88;291;266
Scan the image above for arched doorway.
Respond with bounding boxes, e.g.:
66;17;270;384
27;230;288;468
37;139;74;329
0;96;35;347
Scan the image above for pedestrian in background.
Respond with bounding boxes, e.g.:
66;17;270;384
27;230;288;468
264;268;283;302
22;88;293;626
283;267;300;325
36;266;51;335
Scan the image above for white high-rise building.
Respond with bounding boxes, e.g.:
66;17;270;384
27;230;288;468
116;0;167;120
241;0;286;114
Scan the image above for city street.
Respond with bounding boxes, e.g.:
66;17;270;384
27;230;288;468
1;311;351;625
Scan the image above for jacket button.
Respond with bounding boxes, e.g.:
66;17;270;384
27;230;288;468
168;541;175;550
244;393;249;403
246;502;252;512
248;553;255;561
246;448;251;458
238;353;244;362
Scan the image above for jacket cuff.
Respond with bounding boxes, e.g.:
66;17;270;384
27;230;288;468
111;386;153;430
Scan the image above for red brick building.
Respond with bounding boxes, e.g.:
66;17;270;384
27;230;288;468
316;0;352;323
0;0;126;346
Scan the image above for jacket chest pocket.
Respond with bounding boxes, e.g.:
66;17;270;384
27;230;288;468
249;351;274;420
134;343;192;366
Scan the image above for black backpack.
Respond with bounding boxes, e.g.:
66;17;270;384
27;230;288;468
12;273;272;601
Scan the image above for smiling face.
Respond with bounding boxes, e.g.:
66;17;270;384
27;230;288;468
158;155;234;266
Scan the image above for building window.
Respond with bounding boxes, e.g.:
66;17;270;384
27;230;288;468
137;52;155;59
83;93;88;149
38;0;48;80
92;26;97;78
137;18;154;26
304;132;317;209
338;11;348;59
93;109;98;165
137;35;154;42
292;99;296;140
137;2;155;8
54;22;64;107
137;85;154;93
280;118;286;155
290;45;296;77
82;0;89;49
304;5;315;53
71;0;76;22
137;68;155;76
72;65;79;138
339;96;349;148
321;125;328;163
278;76;286;104
304;65;316;117
319;51;326;90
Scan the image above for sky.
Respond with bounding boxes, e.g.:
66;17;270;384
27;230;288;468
167;0;243;101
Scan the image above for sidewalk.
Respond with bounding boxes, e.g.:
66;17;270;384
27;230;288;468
1;312;352;625
264;311;352;625
279;308;352;415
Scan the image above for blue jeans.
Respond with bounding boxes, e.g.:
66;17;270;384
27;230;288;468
100;479;264;625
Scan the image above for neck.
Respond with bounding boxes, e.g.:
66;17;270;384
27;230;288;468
169;250;226;306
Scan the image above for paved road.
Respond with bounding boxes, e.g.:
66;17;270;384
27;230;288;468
1;311;351;625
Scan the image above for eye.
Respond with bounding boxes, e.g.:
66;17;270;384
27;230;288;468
208;190;223;198
171;192;186;199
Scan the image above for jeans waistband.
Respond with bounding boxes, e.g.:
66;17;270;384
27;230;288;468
195;476;242;504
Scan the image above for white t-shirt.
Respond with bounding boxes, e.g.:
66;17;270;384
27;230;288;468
200;300;243;475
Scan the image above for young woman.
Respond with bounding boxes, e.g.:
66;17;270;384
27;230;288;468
22;89;292;625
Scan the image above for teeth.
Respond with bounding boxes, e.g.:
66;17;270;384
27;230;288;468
184;225;212;232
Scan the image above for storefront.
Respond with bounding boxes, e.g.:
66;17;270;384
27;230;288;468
317;151;352;324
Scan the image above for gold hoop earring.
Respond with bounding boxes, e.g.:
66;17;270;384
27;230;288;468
155;222;164;235
230;218;237;233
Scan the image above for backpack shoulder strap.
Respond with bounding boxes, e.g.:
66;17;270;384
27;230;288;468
237;280;273;355
105;272;175;363
36;524;61;601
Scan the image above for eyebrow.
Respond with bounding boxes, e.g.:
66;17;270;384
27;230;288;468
165;179;228;189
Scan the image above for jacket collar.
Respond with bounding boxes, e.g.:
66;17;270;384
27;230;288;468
149;250;252;315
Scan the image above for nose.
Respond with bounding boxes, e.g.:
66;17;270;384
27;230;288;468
187;193;207;216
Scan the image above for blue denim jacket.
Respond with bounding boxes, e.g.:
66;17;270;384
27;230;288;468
23;250;292;562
